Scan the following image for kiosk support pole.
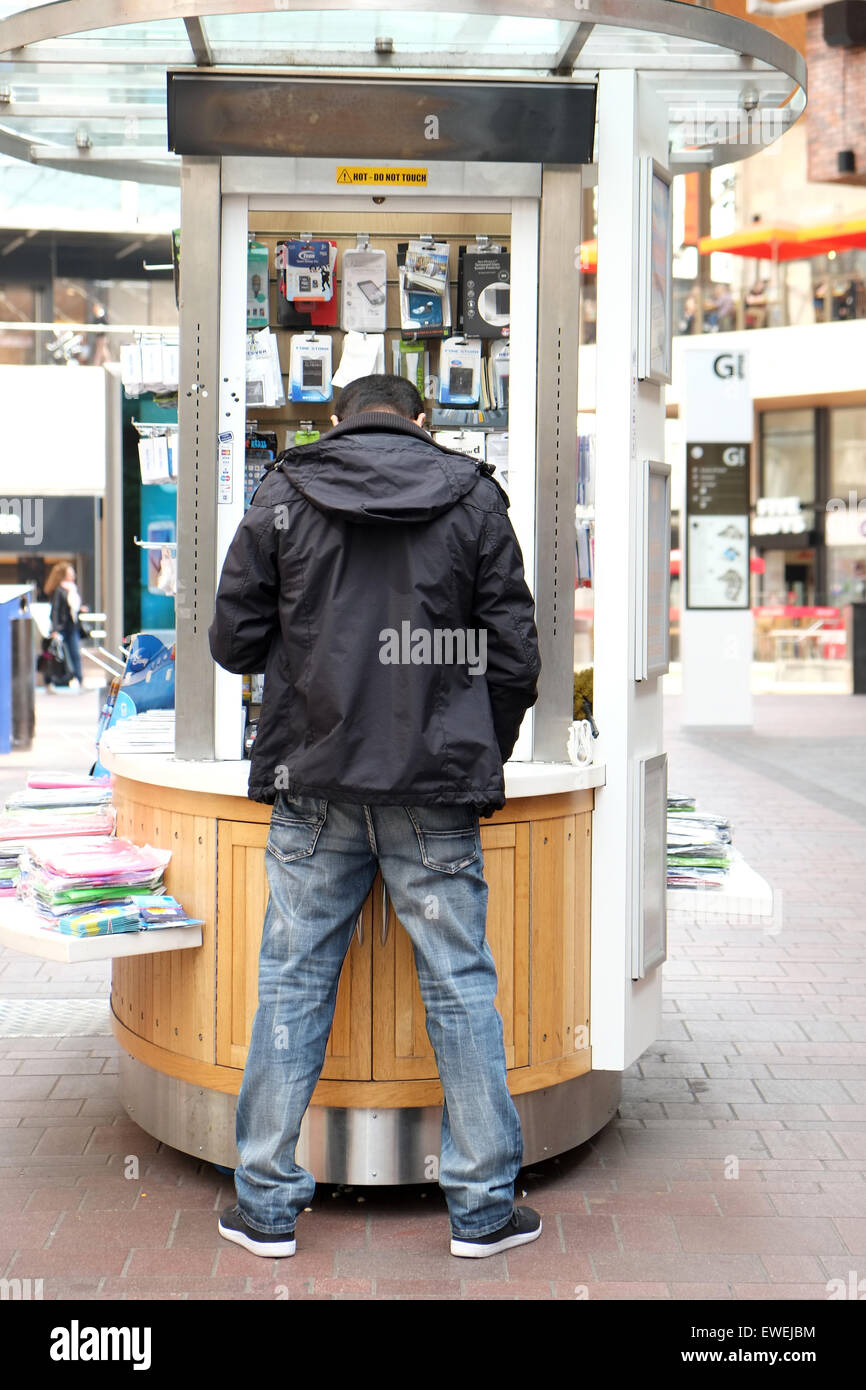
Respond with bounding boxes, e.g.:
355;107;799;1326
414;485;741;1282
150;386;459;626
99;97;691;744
176;157;222;760
532;164;582;762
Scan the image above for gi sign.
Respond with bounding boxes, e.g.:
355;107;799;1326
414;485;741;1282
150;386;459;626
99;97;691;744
685;442;750;610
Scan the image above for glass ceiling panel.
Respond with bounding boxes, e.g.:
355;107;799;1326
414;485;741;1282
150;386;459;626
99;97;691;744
204;10;570;56
43;18;191;46
579;27;731;64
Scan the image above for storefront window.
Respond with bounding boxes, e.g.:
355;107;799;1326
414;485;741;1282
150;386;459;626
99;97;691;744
830;406;866;501
828;546;866;605
761;409;815;502
0;283;36;364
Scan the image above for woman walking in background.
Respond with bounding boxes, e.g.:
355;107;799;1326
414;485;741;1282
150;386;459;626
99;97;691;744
44;561;87;692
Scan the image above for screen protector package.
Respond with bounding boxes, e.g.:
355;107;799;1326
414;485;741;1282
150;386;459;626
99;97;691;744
462;249;510;338
246;328;285;407
333;331;385;388
488;339;510;409
485;431;509;489
438;338;482;405
341;248;387;332
247;241;269;328
289;334;333;403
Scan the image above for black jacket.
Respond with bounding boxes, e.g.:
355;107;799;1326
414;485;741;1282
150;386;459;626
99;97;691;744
208;412;540;812
49;586;83;636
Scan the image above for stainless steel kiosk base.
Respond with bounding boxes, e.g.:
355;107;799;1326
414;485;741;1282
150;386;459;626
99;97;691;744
119;1052;622;1185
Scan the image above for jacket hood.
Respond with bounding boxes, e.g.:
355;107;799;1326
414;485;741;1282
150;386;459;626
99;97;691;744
276;411;487;525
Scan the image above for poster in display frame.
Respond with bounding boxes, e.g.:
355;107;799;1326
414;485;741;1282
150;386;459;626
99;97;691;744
638;156;673;385
634;458;672;681
631;751;668;980
685;441;751;611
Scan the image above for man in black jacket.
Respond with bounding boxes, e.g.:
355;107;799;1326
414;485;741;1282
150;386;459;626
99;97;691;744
210;374;541;1260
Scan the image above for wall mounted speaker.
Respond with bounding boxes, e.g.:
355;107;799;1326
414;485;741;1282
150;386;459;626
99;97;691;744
823;1;866;48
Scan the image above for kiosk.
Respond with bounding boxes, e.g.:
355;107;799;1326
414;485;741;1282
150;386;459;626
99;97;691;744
0;1;806;1183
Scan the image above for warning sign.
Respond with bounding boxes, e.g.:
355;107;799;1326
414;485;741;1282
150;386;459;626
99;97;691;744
336;166;428;187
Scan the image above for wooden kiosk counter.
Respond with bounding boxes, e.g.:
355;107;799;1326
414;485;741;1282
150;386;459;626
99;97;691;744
102;749;613;1183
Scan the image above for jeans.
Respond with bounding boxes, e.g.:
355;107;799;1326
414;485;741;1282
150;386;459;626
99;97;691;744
62;624;82;682
233;793;523;1239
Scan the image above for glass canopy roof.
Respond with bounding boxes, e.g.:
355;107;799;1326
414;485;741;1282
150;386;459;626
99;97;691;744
0;1;807;182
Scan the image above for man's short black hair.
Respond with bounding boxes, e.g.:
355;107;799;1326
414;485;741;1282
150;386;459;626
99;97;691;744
334;373;424;421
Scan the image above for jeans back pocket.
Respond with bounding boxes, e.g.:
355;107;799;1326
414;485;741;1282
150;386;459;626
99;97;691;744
267;793;328;863
406;805;480;874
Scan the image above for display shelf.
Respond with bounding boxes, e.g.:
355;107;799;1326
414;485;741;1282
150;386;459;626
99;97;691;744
666;849;774;918
0;899;202;964
99;744;605;800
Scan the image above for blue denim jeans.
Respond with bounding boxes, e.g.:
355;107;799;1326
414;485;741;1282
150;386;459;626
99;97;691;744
233;793;523;1239
62;624;82;682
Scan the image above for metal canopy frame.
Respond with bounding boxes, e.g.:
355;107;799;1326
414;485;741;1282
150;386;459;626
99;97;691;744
0;1;807;183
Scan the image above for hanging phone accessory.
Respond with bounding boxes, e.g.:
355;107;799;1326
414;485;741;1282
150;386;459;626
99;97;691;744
488;339;510;409
399;236;451;336
289;332;333;403
333;331;385;388
438;337;482;405
342;234;388;332
462;236;511;338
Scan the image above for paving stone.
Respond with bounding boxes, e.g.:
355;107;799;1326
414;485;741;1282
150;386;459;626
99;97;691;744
33;1126;96;1156
590;1251;766;1283
48;1074;119;1101
759;1254;829;1283
16;1057;106;1075
755;1080;853;1104
673;1216;845;1255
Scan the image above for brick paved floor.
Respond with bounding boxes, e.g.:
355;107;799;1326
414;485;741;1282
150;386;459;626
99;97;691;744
0;688;864;1300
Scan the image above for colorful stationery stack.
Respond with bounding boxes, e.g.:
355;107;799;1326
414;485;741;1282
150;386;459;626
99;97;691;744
15;835;201;937
0;773;115;850
0;846;20;897
666;796;732;891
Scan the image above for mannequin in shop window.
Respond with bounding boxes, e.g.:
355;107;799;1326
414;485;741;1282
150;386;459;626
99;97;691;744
44;561;88;692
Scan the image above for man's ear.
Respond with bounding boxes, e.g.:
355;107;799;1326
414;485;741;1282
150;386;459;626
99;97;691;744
414;412;427;428
330;414;340;428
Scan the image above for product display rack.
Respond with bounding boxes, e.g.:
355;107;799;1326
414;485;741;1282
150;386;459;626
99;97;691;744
246;209;512;445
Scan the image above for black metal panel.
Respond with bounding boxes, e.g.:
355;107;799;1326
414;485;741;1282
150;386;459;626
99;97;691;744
167;74;596;164
0;229;172;283
0;497;94;554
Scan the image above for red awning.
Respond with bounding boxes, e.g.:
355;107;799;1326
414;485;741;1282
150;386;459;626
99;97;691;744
698;216;866;263
579;239;597;273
